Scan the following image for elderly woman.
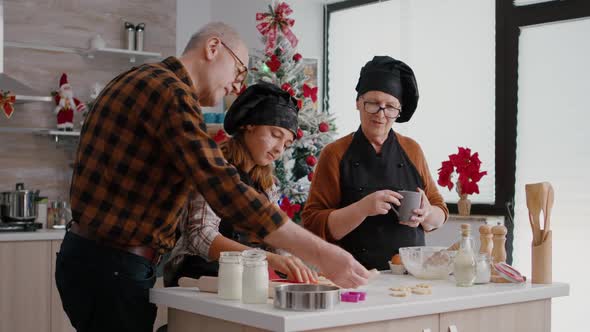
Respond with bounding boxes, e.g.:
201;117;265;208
302;56;448;270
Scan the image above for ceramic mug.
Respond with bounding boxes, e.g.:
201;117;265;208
391;190;421;222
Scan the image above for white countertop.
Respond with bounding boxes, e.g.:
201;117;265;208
0;229;66;242
150;273;569;332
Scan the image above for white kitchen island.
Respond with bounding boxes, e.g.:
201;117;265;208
150;273;569;332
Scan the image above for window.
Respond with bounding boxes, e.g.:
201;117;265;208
514;17;590;331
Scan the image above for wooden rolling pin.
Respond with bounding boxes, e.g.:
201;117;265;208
177;274;349;299
178;276;281;299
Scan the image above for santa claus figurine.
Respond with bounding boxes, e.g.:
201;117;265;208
54;73;86;131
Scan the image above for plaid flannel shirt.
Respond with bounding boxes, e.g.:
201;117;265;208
70;57;288;252
167;185;280;273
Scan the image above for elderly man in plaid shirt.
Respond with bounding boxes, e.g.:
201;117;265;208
55;22;370;332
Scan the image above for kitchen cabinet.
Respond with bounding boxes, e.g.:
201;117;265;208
0;238;74;332
168;310;440;332
312;314;438;332
0;241;52;332
0;233;167;332
438;300;550;332
166;302;548;332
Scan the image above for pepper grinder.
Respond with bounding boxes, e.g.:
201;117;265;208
490;224;509;283
479;224;493;256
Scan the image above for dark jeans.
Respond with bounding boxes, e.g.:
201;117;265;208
55;231;157;332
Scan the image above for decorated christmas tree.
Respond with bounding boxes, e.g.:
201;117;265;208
249;1;336;222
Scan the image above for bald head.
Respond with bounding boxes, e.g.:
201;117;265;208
183;22;243;55
179;21;249;107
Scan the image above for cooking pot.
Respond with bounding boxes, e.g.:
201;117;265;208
1;183;40;222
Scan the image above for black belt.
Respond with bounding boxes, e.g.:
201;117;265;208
69;222;161;265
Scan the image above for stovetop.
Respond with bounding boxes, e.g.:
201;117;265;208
0;222;42;232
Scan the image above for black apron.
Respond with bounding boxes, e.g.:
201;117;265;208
338;127;425;270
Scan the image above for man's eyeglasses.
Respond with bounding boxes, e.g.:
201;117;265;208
220;40;248;88
362;100;402;119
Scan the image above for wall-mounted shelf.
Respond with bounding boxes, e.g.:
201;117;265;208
40;129;80;137
0;127;80;143
36;129;80;142
0;126;48;134
82;47;162;63
4;41;79;54
6;41;162;64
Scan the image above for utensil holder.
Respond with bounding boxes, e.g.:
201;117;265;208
532;230;552;284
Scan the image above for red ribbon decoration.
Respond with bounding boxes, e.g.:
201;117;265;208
0;90;16;119
256;2;299;55
303;84;318;103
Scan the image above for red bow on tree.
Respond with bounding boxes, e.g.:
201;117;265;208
279;196;300;219
256;2;299;55
1;90;16;119
303;84;318;103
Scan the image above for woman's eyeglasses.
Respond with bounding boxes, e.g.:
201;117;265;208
362;100;402;119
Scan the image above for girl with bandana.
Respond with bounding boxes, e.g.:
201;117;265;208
164;82;317;286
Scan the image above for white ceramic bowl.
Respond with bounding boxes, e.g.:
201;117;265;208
398;246;453;280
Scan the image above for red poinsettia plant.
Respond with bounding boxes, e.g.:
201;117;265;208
437;147;487;196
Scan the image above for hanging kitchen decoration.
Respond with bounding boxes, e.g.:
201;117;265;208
0;90;15;119
52;73;87;131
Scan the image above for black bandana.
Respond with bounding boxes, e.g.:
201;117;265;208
355;56;419;123
224;82;299;136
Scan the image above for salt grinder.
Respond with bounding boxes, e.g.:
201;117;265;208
479;224;493;256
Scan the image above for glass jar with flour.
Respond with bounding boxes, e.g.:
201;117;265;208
242;249;269;304
218;251;243;300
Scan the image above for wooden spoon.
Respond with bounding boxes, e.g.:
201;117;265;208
543;184;554;242
525;183;548;246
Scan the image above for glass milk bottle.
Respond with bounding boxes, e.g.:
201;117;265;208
242;249;269;304
453;223;477;287
218;252;243;300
